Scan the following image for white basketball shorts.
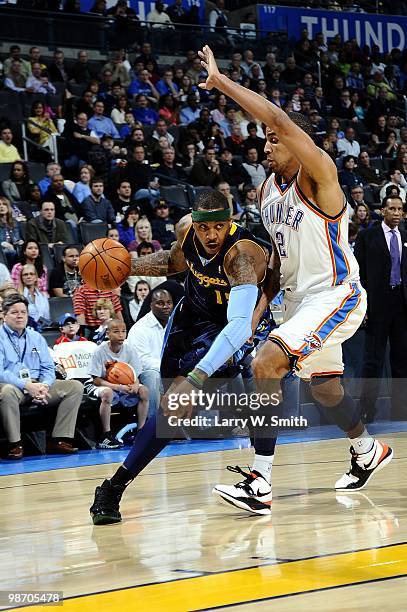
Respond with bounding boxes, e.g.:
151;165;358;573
269;281;367;379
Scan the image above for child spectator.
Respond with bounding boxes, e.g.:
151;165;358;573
90;298;115;344
85;319;149;449
54;313;88;344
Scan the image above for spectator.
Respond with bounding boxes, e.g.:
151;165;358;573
0;197;22;266
280;56;303;88
70;50;98;84
189;146;220;187
146;1;174;28
379;131;399;160
128;280;150;322
119;112;139;138
134;42;159;73
367;70;397;102
25;201;70;246
209;0;229;38
243;121;266;161
151;119;175;149
72;165;94;203
242;148;266;188
128;218;162;252
18;264;50;327
2;161;33;203
224;125;245;157
128;69;159;103
380;169;407;202
151;199;176;249
127;288;173;416
311;86;328;118
102;51;131;89
48;246;82;298
0;294;83;459
54;313;87;344
354;196;407;422
346;62;364;90
11;240;48;293
219;106;238;138
3;45;31;80
216;180;242;218
338;155;364;188
117;205;140;247
180;93;201;124
156;68;180;98
38;162;61;196
27;101;58;148
211;93;228;124
25;63;56;95
133;94;159;126
88;101;120;139
73;284;123;329
186;57;204;85
44;173;80;227
241;183;259;221
357;151;383;187
47;49;70;83
0;127;21;164
331;89;358;121
89;297;116;344
166;0;186;24
156;147;186;185
219;148;250;188
112;181;138;215
158;94;179;126
352;203;374;232
348;185;369;210
82;177;116;224
63;113;100;167
111;95;131;126
17;184;42;220
337;126;361;158
86;319;148;448
4;60;30;92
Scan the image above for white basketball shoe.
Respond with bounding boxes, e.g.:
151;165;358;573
212;466;272;515
335;440;393;492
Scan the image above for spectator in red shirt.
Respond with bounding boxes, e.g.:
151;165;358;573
73;284;123;329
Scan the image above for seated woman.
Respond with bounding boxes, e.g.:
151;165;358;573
1;160;33;203
129;280;150;323
27;101;58;148
72;164;95;204
11;239;48;294
19;263;50;328
127;217;161;252
0;196;23;266
117;205;140;248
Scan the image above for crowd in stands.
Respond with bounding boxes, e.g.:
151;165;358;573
0;9;406;457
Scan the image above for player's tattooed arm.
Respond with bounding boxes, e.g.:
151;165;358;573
224;241;267;287
130;215;190;277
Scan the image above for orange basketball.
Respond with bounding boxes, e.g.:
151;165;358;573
105;361;135;385
79;238;131;290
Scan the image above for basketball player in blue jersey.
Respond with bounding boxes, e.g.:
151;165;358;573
198;45;393;515
90;190;275;524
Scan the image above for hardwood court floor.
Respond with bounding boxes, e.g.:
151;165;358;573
0;433;406;611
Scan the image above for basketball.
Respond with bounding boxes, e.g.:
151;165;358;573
105;361;135;385
79;238;131;290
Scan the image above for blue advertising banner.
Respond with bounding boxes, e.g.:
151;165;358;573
257;5;406;54
80;0;204;23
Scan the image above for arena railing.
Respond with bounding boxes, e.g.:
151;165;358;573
0;7;289;58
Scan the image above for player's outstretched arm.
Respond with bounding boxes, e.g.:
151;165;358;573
198;45;337;185
130;215;190;277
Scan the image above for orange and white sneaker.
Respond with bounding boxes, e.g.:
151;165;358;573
212;466;272;515
335;440;393;492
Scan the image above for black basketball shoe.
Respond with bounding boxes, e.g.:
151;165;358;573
90;479;125;525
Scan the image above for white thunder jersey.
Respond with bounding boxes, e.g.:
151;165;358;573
260;174;360;294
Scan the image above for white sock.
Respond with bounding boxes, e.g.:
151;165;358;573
349;428;374;454
252;454;274;484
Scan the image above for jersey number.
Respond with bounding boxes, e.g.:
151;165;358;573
275;231;287;258
215;290;230;305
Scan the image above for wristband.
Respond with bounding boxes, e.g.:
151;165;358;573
186;372;204;389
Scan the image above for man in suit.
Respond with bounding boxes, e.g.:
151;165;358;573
354;195;407;422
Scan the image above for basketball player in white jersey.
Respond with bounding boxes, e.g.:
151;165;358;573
198;45;393;515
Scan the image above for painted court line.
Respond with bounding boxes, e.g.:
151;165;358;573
10;542;407;611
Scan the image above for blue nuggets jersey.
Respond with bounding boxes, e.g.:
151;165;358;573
181;222;267;324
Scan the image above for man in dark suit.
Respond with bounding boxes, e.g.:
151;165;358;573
354;195;407;422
